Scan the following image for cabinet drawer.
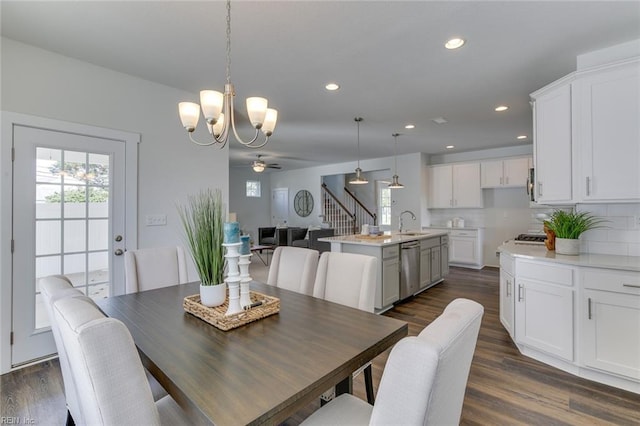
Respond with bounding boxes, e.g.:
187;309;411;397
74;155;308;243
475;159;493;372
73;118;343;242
382;245;399;259
500;253;515;276
517;259;573;286
420;237;440;250
450;229;477;237
582;268;640;295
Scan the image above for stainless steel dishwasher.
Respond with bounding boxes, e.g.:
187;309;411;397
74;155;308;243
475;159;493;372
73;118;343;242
400;241;420;300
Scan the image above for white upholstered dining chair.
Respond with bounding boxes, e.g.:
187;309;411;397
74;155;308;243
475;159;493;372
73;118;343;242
267;246;320;295
40;274;167;426
124;246;188;293
52;295;189;425
313;251;377;403
301;298;484;426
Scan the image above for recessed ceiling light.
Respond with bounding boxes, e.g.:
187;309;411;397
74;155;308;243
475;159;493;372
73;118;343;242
432;117;448;124
495;105;509;112
405;124;415;129
445;38;465;50
517;135;527;140
446;145;455;149
325;82;340;91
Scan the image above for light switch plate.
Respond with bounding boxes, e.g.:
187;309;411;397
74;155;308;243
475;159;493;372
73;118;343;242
145;214;167;226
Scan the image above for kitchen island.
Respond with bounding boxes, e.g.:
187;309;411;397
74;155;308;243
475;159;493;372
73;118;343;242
498;241;640;394
319;231;449;312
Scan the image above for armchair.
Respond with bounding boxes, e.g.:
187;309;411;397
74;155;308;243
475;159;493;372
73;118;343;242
258;227;288;246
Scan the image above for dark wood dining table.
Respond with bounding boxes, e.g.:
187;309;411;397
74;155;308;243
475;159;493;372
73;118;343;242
97;281;408;425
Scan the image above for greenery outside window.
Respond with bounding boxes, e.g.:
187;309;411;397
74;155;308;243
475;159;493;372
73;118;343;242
246;180;261;197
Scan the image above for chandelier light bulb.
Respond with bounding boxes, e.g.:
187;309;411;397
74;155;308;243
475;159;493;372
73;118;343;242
178;102;200;132
200;90;224;123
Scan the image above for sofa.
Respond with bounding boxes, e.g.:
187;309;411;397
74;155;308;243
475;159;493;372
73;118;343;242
258;227;289;246
287;228;335;253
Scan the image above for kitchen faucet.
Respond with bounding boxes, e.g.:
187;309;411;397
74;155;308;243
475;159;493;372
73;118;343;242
398;210;416;233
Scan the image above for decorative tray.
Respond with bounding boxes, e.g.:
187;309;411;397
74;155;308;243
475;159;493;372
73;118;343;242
183;290;280;331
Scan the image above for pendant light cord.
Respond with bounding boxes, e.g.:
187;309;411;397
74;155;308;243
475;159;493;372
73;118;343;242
393;133;400;174
226;0;232;85
355;117;363;168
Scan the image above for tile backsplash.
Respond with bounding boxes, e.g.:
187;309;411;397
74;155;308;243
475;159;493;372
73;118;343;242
577;203;640;256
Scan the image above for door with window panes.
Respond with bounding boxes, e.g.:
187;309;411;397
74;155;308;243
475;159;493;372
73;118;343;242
11;124;127;366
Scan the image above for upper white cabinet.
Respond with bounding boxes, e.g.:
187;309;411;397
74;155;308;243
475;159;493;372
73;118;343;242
574;60;640;201
531;56;640;204
428;163;482;208
531;80;574;204
481;157;531;188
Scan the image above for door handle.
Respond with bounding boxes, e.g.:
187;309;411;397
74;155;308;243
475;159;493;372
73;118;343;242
517;284;523;302
114;249;124;256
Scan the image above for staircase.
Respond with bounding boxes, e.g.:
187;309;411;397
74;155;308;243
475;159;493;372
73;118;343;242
321;183;376;235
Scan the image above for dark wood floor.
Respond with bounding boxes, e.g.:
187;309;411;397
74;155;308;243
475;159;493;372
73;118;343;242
2;267;639;425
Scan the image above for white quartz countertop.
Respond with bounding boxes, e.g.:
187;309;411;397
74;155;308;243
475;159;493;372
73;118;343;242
318;231;448;247
498;241;640;272
422;226;483;231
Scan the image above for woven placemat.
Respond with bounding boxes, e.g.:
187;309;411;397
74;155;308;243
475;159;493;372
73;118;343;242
183;290;280;331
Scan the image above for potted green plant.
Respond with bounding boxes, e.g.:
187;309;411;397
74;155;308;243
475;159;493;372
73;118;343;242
543;210;606;255
177;189;226;306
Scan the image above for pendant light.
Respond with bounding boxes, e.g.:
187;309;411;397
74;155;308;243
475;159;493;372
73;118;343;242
349;117;368;185
389;133;404;189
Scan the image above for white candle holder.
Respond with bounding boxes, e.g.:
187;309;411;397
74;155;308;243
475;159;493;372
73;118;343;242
239;254;252;307
223;242;244;315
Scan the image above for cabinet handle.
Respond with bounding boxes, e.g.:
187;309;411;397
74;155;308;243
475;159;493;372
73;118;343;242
538;182;543;197
526;178;530;195
517;284;523;302
586;177;591;196
588;297;592;320
623;283;640;289
505;176;509;185
506;279;511;297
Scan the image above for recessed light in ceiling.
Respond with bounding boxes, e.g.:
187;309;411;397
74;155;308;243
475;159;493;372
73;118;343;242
432;117;448;124
325;83;340;91
445;38;465;50
405;124;415;129
495;105;509;112
446;145;455;149
517;135;527;140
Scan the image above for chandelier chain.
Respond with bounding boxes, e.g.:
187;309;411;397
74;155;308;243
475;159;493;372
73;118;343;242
226;0;232;85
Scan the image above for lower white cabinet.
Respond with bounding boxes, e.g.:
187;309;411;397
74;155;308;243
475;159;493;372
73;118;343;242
514;259;574;361
499;254;515;339
420;237;443;290
440;236;449;277
430;248;441;282
449;228;483;268
580;268;640;381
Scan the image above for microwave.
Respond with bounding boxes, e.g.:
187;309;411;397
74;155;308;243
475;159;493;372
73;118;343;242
527;168;535;202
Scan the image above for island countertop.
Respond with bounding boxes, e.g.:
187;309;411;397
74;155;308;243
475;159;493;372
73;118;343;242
318;230;449;247
498;240;640;272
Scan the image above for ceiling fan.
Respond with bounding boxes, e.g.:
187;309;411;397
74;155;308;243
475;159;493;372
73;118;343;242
252;155;281;173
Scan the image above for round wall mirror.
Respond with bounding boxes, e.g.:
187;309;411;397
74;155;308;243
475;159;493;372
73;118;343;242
294;190;314;217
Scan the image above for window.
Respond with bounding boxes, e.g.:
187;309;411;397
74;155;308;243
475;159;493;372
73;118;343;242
246;180;261;197
378;185;391;226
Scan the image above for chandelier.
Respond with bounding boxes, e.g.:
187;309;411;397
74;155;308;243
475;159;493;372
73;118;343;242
349;117;368;185
389;133;404;189
177;0;277;149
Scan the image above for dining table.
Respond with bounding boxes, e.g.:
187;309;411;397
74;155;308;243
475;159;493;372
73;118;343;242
97;281;408;425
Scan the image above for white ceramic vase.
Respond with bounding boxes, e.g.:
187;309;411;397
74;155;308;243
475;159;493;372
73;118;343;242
555;238;580;255
200;283;226;307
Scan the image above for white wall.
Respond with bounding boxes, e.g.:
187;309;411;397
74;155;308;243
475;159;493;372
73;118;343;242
267;153;427;231
229;167;271;245
1;38;229;371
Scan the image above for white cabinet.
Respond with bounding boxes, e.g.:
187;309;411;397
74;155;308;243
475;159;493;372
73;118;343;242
481;157;530;188
448;228;483;269
427;163;482;208
514;259;574;361
499;254;515;339
580;268;640;381
574;61;640;202
440;235;449;277
419;246;431;289
531;80;574;204
430;248;441;282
